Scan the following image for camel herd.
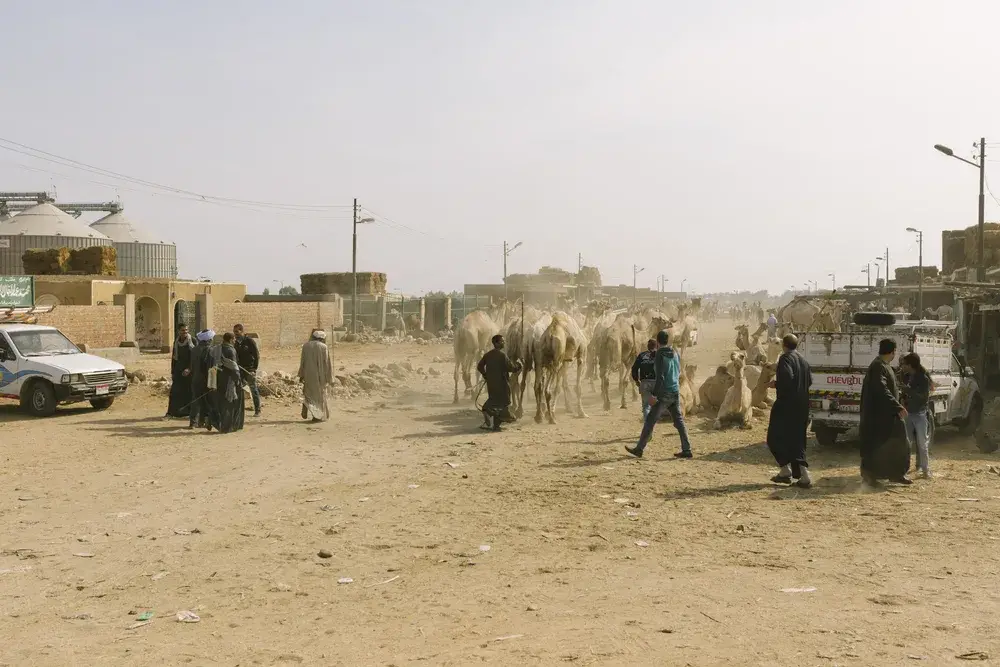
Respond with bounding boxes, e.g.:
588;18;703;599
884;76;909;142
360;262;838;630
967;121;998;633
452;299;701;425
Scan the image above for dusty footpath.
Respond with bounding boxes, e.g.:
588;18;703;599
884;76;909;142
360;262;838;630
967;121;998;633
2;320;1000;666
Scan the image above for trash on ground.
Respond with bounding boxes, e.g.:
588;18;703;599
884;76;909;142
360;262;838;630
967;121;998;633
72;552;94;558
136;611;153;621
176;610;200;623
479;545;491;552
338;577;353;584
635;540;649;548
151;571;168;581
781;587;817;593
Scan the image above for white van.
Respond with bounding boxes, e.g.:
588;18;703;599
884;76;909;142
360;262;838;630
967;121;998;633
0;323;128;417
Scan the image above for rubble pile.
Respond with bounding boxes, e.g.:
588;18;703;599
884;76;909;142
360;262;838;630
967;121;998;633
256;362;431;401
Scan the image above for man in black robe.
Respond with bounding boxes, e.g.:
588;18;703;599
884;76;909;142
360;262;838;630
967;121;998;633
233;324;261;417
859;338;911;486
189;329;220;430
476;334;522;431
767;334;813;488
166;324;195;418
212;332;245;433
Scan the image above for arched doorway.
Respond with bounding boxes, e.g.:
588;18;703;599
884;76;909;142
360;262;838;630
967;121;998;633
135;297;162;350
34;294;60;308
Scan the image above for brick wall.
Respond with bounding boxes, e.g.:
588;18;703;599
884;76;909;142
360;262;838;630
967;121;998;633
213;301;343;348
35;305;126;349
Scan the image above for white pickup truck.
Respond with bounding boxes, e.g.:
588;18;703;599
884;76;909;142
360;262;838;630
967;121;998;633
799;315;982;446
0;323;128;417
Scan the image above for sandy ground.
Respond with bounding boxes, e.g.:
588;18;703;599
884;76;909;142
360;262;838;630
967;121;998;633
3;319;1000;666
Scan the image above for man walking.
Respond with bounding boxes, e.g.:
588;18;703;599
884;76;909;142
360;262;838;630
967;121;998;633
476;334;522;431
859;338;910;486
766;311;778;338
233;324;261;416
767;334;813;488
631;339;657;421
626;330;693;459
298;329;334;422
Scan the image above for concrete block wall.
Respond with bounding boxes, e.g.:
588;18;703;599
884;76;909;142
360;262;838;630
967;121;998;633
213;301;343;348
35;305;127;349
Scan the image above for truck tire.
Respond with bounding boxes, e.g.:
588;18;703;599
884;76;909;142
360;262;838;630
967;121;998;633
22;380;57;418
958;396;983;437
813;423;839;447
90;397;115;411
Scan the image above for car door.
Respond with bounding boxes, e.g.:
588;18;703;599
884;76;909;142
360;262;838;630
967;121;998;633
947;354;971;421
0;332;21;398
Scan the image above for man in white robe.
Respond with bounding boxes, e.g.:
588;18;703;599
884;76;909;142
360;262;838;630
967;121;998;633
298;329;333;422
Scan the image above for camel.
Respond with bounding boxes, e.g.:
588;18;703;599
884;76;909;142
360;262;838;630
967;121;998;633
750;362;776;409
534;311;588;424
734;324;750;351
679;363;699;415
452;310;500;403
698;366;734;412
925;305;955;321
715;352;753;429
777;297;845;332
504;305;542;418
667;315;699;351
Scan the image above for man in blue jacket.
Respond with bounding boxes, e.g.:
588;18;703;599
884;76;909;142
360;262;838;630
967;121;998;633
626;330;694;459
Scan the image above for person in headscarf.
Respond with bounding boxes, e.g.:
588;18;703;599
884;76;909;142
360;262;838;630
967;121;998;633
476;334;522;431
298;329;333;422
766;334;813;488
189;329;220;430
212;332;245;433
859;338;911;486
166;324;195;418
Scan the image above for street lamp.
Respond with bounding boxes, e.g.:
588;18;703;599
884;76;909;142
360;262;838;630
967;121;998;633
633;265;645;305
935;139;986;281
828;272;836;290
861;264;871;288
503;241;523;300
680;277;687;293
907;227;924;315
351;198;376;335
874;257;884;287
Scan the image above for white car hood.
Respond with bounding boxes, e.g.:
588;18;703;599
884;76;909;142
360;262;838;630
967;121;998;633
26;352;125;375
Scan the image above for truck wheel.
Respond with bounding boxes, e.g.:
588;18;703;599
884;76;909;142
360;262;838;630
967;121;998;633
958;396;983;436
22;381;57;418
90;397;115;411
813;423;838;447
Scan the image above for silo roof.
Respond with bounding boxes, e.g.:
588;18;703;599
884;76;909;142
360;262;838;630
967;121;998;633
0;202;111;239
90;212;173;244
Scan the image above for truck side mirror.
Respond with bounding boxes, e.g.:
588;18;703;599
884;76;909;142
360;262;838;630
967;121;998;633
964;367;975;377
0;349;13;362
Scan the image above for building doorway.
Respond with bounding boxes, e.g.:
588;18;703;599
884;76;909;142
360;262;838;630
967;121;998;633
135;297;162;350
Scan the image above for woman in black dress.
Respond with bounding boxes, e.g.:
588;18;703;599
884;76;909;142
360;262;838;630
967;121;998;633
166;325;195;418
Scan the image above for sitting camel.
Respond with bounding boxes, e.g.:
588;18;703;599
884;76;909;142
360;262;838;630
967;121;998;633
678;363;699;415
698;365;733;412
750;362;776;409
714;352;752;429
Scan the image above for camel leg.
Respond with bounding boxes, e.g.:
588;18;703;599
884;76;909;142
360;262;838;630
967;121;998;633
545;367;559;424
453;358;461;404
619;365;629;410
517;366;530;419
575;357;588;418
534;367;544;424
462;357;474;396
509;369;520;418
561;366;573;415
601;372;611;411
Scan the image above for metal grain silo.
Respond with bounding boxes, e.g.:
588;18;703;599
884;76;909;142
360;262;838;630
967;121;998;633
89;212;177;278
0;202;113;275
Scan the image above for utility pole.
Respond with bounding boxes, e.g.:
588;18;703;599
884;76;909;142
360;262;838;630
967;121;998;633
979;137;986;281
885;247;889;286
907;227;924;315
352;198;358;336
633;265;644;306
829;272;836;290
503;241;508;300
578;253;582;273
862;264;870;287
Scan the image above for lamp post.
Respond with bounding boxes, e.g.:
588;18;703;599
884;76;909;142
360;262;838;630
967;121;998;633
874;256;884;288
828;272;836;290
862;264;871;287
503;241;522;300
906;227;924;315
351;198;376;335
680;277;687;293
633;265;645;305
935;140;986;281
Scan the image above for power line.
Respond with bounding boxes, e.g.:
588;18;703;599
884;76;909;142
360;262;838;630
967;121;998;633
0;137;352;212
360;206;502;247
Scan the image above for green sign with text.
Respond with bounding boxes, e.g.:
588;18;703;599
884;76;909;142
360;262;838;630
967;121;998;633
0;276;34;308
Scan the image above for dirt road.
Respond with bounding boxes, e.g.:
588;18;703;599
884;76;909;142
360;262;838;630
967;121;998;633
2;320;1000;666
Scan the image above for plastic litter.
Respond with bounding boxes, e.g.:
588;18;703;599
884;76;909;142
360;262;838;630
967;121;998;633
176;610;200;623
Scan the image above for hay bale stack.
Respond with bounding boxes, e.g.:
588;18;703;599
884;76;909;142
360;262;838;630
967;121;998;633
21;248;72;274
894;265;939;284
69;246;117;276
963;224;1000;269
942;230;966;274
301;272;387;295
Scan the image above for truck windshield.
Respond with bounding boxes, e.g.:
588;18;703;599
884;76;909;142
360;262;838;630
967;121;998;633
8;330;80;357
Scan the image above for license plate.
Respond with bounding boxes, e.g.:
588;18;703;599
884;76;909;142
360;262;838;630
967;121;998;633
95;385;109;395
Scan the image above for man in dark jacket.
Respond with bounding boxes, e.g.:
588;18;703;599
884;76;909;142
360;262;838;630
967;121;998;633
859;338;910;486
233;324;261;416
766;334;813;488
631;339;657;421
626;330;693;459
476;334;522;431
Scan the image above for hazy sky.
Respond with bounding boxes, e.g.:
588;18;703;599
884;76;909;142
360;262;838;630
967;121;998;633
2;0;1000;295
